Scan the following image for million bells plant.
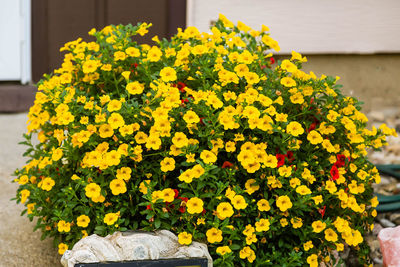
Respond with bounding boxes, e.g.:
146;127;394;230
13;14;396;266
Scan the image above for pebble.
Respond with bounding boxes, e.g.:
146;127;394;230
365;106;400;264
373;257;383;265
389;214;400;225
372;223;384;236
379;218;396;228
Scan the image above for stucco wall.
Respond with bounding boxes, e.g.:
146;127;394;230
287;54;400;112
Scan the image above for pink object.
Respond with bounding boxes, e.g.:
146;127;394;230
378;225;400;266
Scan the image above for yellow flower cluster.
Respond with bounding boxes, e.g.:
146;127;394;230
14;14;396;265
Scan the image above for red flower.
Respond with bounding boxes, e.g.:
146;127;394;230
222;161;234;169
146;204;152;210
276;154;286;167
181;98;189;104
179;206;186;213
318;205;326;218
178;197;188;213
173;189;179;198
330;165;339;181
306;122;317;133
270;57;275;64
179;197;188;203
177;82;186;93
335;154;346;167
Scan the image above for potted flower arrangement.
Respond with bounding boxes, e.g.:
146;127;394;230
13;14;396;266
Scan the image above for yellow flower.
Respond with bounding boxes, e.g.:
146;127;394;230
114;51;126;61
145;134;162;150
139;180;151;194
116;167;132;181
291;217;303;228
239;246;256;263
325;180;337;194
290;92;304;104
245;233;257;245
255;218;270;232
18;175;29;185
82;230;88;238
178;169;194;183
147;46;162;62
216;246;232;255
289;178;300;188
280;77;296;87
296;185;311;195
161;188;175;202
185;153;196;163
58;243;68;255
286;121;304;136
307;130;323;144
312;195;323;205
172;132;189;148
183;110;200;124
126;81;145;95
99;124;114;138
110;179;127;195
216;202;234;220
206;227;223;243
278;166;292;177
104;212;119;225
77;215;90;228
257;199;271;212
244;179;259;195
200;150;217;164
178;232;192;245
20;189;30;203
231;195;248;210
371;196;379;208
160;67;177;82
324;228;338;242
281;59;297;73
107;99;122;112
27;203;35;214
312;220;326;233
57;220;71;233
191;164;205;178
126;47;140;57
85;183;101;198
186;197;204;214
242;224;255;236
303;241;313;251
52;148;63;161
307;254;318;267
276;195;292;212
160;157;175;172
82;60;100;73
41;177;55;191
107;113;125;129
197;218;205;225
280;218;288;227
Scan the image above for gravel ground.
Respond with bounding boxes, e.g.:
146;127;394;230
0;113;61;267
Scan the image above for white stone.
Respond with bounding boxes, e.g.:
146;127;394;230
61;230;212;267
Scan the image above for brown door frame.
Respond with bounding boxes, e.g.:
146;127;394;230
31;0;186;83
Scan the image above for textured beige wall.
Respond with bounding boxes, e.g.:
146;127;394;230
289;54;400;112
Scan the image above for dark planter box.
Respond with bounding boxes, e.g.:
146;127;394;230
75;258;208;267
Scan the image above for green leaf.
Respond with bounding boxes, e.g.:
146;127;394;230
154;219;161;229
230;244;241;250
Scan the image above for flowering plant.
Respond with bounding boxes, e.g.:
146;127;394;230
13;14;396;266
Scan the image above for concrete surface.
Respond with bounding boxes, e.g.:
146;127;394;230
293;54;400;112
0;113;61;267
